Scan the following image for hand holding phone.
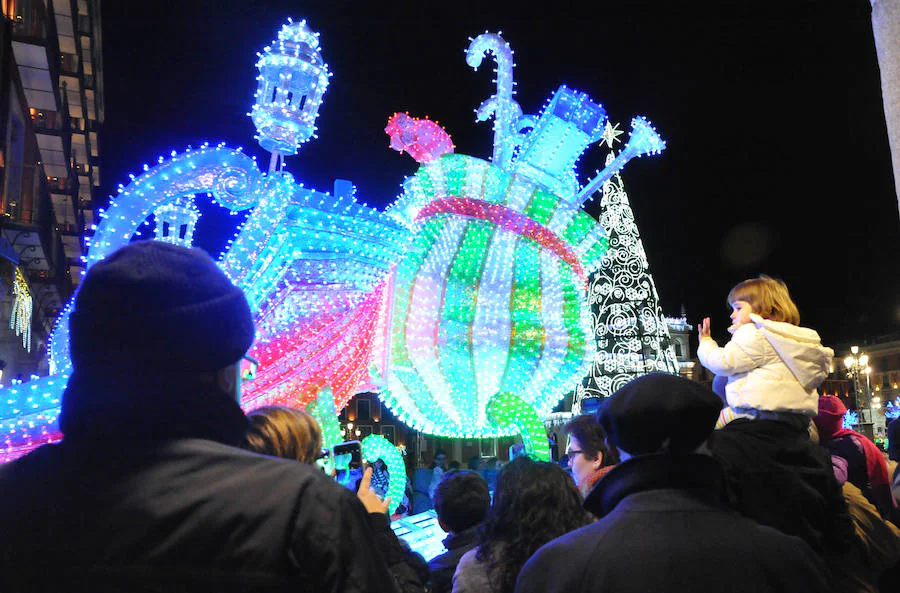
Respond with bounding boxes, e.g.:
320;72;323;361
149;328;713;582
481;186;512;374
333;440;363;490
356;467;390;515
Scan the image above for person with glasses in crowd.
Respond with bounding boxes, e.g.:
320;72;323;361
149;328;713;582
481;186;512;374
0;241;411;592
563;413;618;498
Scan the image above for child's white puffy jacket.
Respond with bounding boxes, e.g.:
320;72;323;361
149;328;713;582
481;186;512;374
697;314;834;416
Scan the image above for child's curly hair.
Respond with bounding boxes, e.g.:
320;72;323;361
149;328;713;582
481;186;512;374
727;275;800;325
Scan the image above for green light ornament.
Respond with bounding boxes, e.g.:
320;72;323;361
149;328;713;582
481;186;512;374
486;392;551;462
308;387;343;475
361;433;407;516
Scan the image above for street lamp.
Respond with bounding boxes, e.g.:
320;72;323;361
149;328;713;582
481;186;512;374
844;346;873;426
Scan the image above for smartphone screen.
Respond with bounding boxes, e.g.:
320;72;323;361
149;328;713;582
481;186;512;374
333;440;363;491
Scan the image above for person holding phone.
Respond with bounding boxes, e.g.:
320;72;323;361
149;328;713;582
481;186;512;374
244;416;428;593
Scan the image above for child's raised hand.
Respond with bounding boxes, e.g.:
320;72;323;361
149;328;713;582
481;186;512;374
699;317;711;341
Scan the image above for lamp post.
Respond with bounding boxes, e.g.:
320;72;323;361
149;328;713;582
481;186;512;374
844;346;875;435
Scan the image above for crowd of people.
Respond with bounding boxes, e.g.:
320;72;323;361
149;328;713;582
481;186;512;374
1;242;900;592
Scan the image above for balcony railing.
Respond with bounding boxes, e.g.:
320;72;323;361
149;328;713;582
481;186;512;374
30;108;64;133
59;52;78;75
46;175;73;193
56;221;81;235
5;0;48;40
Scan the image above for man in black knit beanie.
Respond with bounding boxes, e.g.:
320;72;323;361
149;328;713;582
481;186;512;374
0;241;407;592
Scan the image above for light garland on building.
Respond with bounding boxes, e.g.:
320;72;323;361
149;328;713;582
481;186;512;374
9;267;32;352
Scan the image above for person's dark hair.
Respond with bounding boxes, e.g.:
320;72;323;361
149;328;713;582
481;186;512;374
449;460;461;470
476;456;591;593
433;470;490;533
431;448;448;468
467;455;483;470
563;413;618;467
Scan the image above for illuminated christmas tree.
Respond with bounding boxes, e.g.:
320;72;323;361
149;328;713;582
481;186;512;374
575;123;679;410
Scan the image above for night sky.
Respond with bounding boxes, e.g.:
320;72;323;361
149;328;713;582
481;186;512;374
99;0;900;351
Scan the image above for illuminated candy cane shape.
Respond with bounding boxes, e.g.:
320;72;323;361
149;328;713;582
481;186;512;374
486;392;551;462
466;32;519;169
361;433;407;516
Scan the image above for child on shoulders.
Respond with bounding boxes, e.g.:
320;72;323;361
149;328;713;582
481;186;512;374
697;275;834;428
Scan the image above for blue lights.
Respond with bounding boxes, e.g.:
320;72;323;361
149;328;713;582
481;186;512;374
250;19;330;159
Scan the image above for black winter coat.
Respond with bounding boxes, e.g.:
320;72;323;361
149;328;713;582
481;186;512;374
708;418;855;556
0;373;413;593
515;454;833;593
427;526;479;593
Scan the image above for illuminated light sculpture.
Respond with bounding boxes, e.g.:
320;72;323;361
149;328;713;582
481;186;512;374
307;387;342;475
360;433;406;515
0;23;668;464
385;113;454;164
0;19;404;461
466;32;521;169
307;388;342;449
250;18;330;172
843;409;860;429
0;374;66;463
575;123;680;405
379;32;665;449
513;85;606;199
486;393;551;461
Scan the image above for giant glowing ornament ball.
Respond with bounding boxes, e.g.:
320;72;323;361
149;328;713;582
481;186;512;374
377;32;666;447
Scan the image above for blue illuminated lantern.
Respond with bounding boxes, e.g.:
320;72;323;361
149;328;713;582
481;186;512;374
250;19;330;161
153;196;200;247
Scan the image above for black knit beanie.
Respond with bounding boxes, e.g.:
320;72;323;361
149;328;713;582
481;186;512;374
68;241;255;372
599;373;722;456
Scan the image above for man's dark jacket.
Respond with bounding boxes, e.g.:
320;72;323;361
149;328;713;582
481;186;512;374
515;453;833;593
708;418;855;556
428;526;479;593
0;372;407;592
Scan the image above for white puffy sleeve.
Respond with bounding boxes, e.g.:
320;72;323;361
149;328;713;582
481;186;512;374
697;326;765;377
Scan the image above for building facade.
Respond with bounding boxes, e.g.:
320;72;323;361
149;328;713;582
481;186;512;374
0;0;101;379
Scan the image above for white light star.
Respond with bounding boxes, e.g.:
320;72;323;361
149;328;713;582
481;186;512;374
601;122;624;149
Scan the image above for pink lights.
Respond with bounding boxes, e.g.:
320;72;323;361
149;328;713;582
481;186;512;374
417;196;586;281
241;279;390;412
385;112;455;163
